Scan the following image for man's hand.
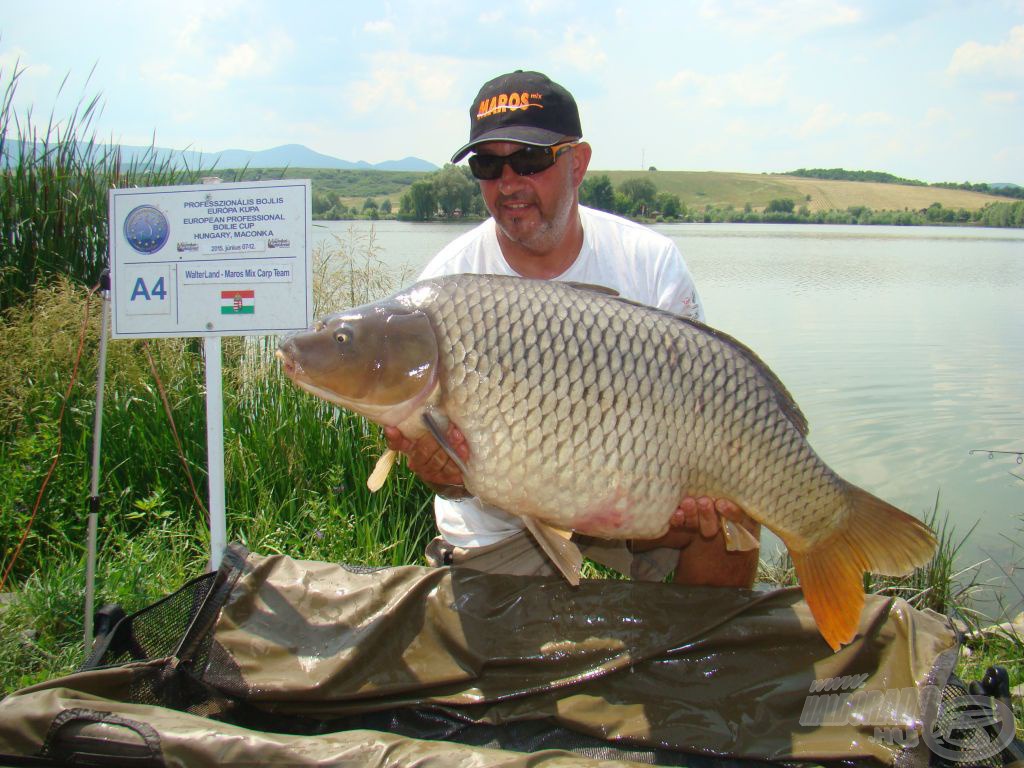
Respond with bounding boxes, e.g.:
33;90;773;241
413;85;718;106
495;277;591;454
632;497;753;551
383;425;469;487
671;496;746;538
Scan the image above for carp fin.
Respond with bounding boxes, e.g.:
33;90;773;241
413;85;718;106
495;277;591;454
564;282;620;297
522;518;582;586
788;483;938;651
367;449;398;492
722;518;761;552
422;410;469;477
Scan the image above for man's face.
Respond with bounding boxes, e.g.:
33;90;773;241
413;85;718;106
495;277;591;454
474;141;588;255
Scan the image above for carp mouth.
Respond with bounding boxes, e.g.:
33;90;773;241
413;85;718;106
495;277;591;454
274;307;441;426
275;349;298;378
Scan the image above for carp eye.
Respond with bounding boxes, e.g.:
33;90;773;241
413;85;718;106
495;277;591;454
334;328;352;346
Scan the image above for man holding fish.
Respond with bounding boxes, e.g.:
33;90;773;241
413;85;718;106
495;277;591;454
383;70;761;587
278;70;935;649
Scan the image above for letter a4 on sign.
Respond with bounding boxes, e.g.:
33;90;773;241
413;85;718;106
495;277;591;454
220;290;255;314
125;266;172;316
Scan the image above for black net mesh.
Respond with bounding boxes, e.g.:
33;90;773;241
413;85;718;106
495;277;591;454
82;571;217;671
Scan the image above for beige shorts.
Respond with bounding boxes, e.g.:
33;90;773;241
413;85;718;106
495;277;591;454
425;530;679;583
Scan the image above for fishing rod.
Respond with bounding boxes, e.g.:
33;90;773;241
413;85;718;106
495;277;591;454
969;449;1024;464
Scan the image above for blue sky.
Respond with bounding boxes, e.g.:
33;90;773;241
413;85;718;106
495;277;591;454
3;0;1023;182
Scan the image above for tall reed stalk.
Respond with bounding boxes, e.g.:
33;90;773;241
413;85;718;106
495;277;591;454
0;63;197;310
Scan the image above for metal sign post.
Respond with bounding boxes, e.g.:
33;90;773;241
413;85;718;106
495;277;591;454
107;179;313;572
84;270;111;652
204;336;227;571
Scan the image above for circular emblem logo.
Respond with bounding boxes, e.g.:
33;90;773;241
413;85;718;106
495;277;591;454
923;693;1015;763
123;205;170;254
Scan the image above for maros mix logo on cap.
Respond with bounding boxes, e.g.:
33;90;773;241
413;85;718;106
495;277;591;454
477;92;544;120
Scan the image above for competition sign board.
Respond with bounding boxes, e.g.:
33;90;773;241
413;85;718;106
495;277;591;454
107;179;312;571
109;179;312;338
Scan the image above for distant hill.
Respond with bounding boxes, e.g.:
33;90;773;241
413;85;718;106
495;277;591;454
596;170;1012;212
788;168;1024;200
2;141;438;173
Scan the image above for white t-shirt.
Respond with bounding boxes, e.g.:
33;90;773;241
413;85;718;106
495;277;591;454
418;205;705;548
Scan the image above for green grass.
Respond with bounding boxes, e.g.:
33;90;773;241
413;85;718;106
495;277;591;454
600;170;801;210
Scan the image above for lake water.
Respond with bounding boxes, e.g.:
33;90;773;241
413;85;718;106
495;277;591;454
314;220;1024;615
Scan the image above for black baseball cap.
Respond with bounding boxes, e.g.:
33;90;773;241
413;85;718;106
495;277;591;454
450;70;583;163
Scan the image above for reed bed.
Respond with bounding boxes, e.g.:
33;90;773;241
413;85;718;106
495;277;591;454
0;65;205;312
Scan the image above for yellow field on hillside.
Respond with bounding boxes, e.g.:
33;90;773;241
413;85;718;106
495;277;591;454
595;170;1009;212
773;175;1006;212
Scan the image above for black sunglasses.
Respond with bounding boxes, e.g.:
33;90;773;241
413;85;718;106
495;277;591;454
467;142;577;180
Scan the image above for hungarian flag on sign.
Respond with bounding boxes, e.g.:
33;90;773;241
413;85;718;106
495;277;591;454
221;290;255;314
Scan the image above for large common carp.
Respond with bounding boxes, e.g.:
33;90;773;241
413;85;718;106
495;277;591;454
277;274;936;650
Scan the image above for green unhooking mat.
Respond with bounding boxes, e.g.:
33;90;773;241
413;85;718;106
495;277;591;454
0;544;1001;767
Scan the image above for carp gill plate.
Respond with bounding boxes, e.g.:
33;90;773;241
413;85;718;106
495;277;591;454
276;274;937;650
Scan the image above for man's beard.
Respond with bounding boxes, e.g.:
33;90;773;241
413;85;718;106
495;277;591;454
494;192;575;254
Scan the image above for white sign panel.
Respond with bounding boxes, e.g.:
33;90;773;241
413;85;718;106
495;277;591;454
109;180;313;338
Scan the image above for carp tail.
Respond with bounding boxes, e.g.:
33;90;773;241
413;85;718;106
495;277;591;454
788;485;937;651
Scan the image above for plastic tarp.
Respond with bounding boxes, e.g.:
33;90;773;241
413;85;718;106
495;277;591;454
0;544;962;767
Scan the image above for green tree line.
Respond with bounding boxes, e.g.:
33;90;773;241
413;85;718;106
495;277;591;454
579;175;686;219
397;165;488;221
789;167;1024;201
681;198;1024;228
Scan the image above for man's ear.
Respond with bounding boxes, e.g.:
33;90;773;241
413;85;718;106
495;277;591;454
571;142;593;188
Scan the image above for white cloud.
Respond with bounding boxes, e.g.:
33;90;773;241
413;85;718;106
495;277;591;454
348;52;459;114
724;118;752;136
855;111;894;126
173;3;243;54
948;25;1024;77
994;145;1024;168
478;10;504;24
658;54;789;109
136;0;292;106
872;32;901;49
364;20;395;34
798;103;847;137
698;0;861;37
216;43;269;80
922;107;952;126
0;47;52;78
983;90;1019;105
555;27;607;72
142;32;294;95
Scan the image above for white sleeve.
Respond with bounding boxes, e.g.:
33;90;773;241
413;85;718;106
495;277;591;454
654;241;705;322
